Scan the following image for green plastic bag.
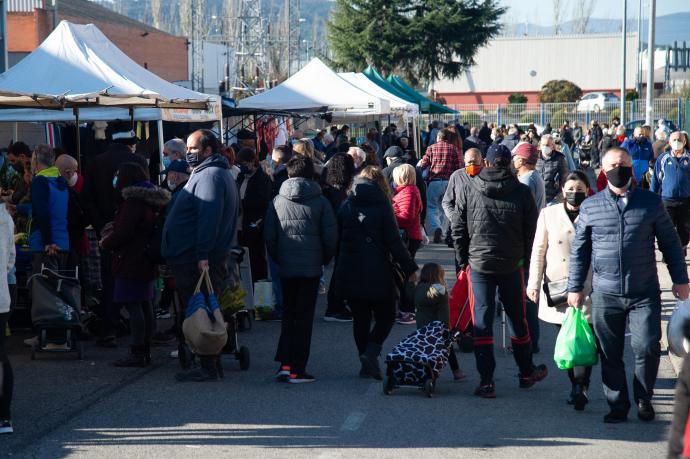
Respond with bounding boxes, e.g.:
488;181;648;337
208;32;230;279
554;307;598;370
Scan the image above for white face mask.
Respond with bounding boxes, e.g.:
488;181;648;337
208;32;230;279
67;173;78;187
541;146;552;156
167;181;177;191
671;140;685;152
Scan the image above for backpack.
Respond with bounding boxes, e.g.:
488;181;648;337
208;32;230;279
143;207;166;265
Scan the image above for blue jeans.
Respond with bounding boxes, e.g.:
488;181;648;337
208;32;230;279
591;291;661;413
267;255;283;315
426;180;449;233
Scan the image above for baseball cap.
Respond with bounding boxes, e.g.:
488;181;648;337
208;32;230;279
486;144;511;163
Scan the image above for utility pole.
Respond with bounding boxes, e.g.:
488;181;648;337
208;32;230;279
645;0;656;126
636;0;643;96
621;0;627;126
0;0;7;73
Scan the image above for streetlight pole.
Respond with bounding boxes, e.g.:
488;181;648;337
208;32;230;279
621;0;627;125
636;0;643;96
645;0;656;126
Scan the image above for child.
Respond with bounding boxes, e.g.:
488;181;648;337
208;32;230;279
412;263;465;381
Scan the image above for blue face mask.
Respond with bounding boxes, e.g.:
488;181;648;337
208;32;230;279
162;156;172;169
112;176;118;188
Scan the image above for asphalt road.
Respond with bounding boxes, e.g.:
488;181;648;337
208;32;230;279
3;243;681;458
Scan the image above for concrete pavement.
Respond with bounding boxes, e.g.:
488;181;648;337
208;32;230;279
3;242;683;458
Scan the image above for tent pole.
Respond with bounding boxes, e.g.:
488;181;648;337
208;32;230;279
253;114;258;153
129;107;135;130
73;107;81;169
157;119;165;181
412;116;418;158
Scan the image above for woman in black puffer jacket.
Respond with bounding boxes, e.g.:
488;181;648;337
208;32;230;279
334;167;418;379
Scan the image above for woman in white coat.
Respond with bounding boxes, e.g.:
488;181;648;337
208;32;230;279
527;170;594;412
0;201;16;434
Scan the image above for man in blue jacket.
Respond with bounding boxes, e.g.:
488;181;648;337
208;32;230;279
651;131;690;254
568;146;690;424
621;126;654;183
162;129;239;382
29;144;69;273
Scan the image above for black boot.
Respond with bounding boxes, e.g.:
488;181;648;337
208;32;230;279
566;383;576;405
113;345;150;368
360;343;383;380
573;384;589;411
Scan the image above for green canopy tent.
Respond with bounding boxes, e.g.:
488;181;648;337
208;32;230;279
387;75;457;115
362;66;427;112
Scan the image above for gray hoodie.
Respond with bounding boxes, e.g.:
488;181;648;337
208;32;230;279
263;177;337;278
161;154;239;265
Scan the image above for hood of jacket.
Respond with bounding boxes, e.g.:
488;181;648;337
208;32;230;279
193;153;230;174
279;177;322;202
350;177;388;205
471;167;522;199
121;182;171;207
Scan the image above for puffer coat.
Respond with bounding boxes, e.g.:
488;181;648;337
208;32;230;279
263;177;337;278
568;186;688;297
334;178;418;303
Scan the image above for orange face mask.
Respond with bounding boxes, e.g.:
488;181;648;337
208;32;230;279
466;164;482;176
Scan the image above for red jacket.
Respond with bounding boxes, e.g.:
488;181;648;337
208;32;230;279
392;185;423;241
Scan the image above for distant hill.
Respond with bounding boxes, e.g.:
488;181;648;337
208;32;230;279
503;13;690;47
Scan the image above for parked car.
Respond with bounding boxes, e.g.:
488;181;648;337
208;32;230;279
577;92;620;112
516;123;545;135
625;119;679;138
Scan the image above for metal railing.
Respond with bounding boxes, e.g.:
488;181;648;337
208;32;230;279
419;98;687;131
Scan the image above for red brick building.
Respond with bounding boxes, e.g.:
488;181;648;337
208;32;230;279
7;0;188;83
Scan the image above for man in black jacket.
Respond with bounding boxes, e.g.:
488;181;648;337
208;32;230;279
81;126;147;347
452;144;546;398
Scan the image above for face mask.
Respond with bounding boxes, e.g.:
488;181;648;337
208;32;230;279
635;137;646;144
167;181;177;191
186;151;200;168
606;166;633;188
465;165;482;176
162;156;172;169
67;174;78;187
112;176;118;188
671;140;685;151
541;146;552;156
239;164;250;175
565;191;587;207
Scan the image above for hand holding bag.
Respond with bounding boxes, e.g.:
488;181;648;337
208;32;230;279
182;269;228;356
554;307;598;370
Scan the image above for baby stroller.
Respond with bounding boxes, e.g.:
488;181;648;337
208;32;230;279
29;265;83;360
384;298;469;397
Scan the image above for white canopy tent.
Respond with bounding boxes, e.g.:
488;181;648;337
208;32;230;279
240;58;390;116
0;21;217;111
338;72;418;118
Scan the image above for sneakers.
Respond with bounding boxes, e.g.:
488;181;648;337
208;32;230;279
0;420;13;434
288;372;316;384
323;312;353;322
276;365;291;382
396;312;416;325
519;364;548;388
318;281;327;295
474;382;496;398
637;400;655;422
433;228;443;243
23;336;38;347
452;369;467;381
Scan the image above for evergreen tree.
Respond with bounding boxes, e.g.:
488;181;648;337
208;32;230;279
328;0;505;85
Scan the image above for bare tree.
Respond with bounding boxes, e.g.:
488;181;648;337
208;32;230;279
552;0;563;35
150;0;163;30
179;0;193;37
572;0;595;34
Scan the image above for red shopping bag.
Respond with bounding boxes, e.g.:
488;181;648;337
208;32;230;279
449;268;473;332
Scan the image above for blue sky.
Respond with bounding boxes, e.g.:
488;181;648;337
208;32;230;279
499;0;689;26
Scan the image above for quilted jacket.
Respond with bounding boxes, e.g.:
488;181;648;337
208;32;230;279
536;151;569;203
392;185;423;241
568;186;688;297
263;177;337;279
334;178;418;302
452;167;538;274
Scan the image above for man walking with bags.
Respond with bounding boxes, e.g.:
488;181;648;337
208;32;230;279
452;144;547;398
568;146;690;423
162;129;239;382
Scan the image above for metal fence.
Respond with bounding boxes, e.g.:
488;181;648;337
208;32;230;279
420;98;688;131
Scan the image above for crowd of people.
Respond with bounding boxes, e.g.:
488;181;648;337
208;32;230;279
0;113;689;447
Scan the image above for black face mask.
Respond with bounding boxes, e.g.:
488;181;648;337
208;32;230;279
186;151;200;167
565;191;587;207
606;166;633;188
635;137;646;145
